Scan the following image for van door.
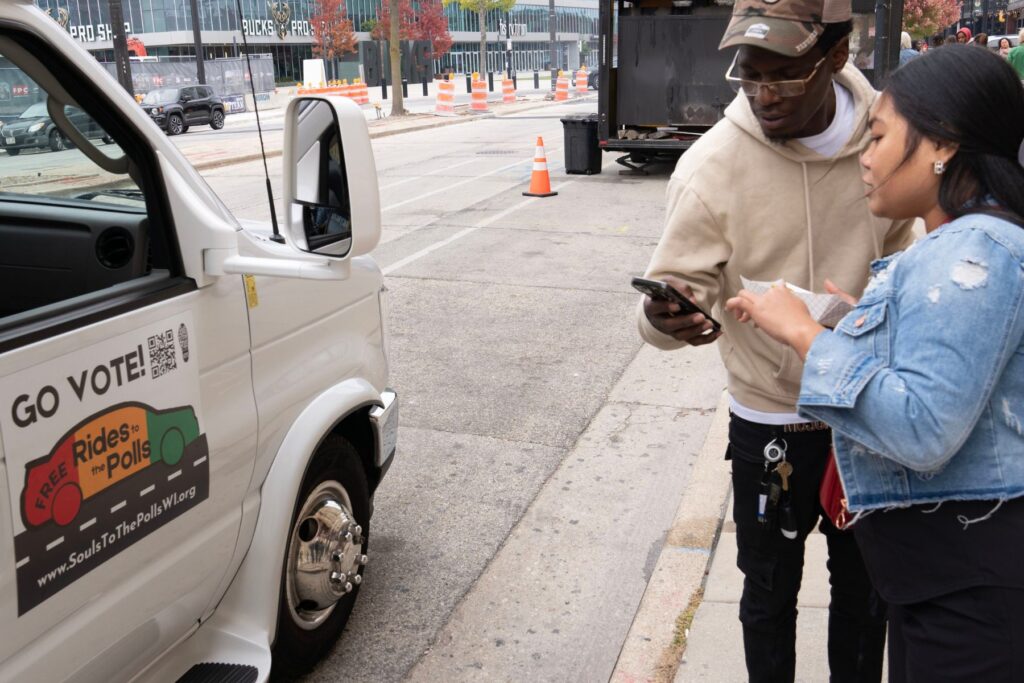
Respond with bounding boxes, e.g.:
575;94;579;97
0;29;257;682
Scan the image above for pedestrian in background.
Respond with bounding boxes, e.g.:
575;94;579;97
899;32;919;66
1008;29;1024;77
956;27;971;43
944;35;957;46
919;39;929;54
999;37;1012;57
973;32;989;47
726;45;1024;682
637;0;915;678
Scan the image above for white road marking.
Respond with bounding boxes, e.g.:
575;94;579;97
45;537;64;551
111;500;127;513
382;157;613;277
379;157;482;191
167;470;182;481
193;456;208;467
140;484;156;496
382;150;563;213
79;518;97;531
15;557;29;569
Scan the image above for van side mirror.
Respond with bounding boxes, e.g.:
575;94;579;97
282;97;381;257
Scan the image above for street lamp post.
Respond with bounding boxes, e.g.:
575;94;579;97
506;12;513;81
189;0;207;84
549;0;557;90
108;0;133;95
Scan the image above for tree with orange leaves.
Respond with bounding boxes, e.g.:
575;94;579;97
416;0;453;59
311;0;359;63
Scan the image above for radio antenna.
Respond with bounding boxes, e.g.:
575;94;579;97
234;0;285;243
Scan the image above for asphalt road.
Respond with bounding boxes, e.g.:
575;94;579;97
187;102;727;682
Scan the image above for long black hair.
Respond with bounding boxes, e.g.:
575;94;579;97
884;45;1024;225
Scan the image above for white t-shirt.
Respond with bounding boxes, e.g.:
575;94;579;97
731;81;856;425
795;81;855;158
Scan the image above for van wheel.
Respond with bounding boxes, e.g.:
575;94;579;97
166;114;184;136
272;435;369;677
49;130;67;152
53;483;82;526
210;109;225;130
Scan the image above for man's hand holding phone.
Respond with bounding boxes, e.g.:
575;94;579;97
636;275;723;346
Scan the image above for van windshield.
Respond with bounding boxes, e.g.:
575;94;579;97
142;88;180;105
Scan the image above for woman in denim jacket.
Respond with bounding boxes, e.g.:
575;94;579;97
726;46;1024;681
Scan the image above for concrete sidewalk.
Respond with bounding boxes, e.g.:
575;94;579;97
611;396;839;682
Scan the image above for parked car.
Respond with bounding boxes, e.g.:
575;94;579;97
140;85;225;135
0;101;111;154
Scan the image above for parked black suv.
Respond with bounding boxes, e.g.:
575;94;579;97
1;101;112;154
141;85;225;136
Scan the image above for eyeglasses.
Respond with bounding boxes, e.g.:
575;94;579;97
725;53;828;98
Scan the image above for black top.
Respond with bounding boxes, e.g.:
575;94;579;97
853;496;1024;604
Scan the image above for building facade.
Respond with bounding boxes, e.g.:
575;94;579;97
32;0;598;85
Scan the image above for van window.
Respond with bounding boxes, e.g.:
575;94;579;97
0;44;175;327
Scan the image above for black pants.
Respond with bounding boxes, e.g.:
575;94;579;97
887;586;1024;682
729;414;886;683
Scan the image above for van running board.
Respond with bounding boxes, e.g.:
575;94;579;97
176;663;258;683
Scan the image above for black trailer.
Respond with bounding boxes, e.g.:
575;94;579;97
596;0;902;174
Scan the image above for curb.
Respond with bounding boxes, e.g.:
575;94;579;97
610;390;733;683
189;94;597;171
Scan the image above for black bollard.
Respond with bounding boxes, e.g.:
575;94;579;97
422;78;429;96
465;74;472;93
487;71;494;92
513;72;518;89
533;70;539;89
381;77;387;100
402;79;408;97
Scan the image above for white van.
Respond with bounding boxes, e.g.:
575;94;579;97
0;2;397;681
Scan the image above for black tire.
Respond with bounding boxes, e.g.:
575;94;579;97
49;130;67;152
101;135;113;144
181;125;189;134
5;148;19;156
210;109;225;130
271;435;370;678
166;113;184;136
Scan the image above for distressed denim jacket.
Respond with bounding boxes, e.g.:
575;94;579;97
797;213;1024;512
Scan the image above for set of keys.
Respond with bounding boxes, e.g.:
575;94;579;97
757;438;799;539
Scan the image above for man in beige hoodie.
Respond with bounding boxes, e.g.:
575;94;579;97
638;0;916;680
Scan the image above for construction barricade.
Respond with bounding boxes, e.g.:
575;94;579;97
352;79;369;104
502;76;515;104
471;73;489;112
435;76;456;116
555;71;569;101
576;67;588;94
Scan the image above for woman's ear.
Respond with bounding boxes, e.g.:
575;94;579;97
934;139;959;164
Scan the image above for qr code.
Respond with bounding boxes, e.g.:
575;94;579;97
147;330;178;379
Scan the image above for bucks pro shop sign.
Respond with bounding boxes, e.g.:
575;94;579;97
0;313;209;616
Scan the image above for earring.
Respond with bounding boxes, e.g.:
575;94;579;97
933;160;946;175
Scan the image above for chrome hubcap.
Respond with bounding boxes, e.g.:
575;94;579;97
285;480;367;630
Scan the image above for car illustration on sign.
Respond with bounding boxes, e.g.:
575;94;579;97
20;402;201;528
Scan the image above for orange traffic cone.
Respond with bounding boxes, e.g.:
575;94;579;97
523;136;557;198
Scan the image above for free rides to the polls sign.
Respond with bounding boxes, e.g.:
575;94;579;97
0;313;208;616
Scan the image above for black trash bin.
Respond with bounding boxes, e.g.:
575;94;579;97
561;114;602;175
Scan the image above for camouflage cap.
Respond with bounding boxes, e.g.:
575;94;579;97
719;0;852;57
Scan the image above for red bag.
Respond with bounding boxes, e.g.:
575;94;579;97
820;447;851;530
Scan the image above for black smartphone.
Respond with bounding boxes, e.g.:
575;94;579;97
631;277;722;332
